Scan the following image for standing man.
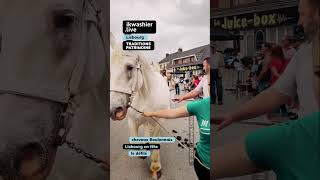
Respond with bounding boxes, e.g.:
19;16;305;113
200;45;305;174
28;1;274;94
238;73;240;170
174;75;180;95
211;43;225;105
173;57;211;102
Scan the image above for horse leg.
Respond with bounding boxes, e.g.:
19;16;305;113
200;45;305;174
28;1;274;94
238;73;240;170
149;124;162;179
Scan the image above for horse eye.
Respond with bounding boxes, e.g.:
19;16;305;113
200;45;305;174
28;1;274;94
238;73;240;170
126;65;134;71
53;14;75;29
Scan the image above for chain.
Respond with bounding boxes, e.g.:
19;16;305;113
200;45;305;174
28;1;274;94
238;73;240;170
65;140;109;171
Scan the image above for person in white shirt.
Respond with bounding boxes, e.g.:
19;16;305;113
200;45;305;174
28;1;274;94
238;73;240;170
174;76;180;95
211;43;225;105
173;57;210;102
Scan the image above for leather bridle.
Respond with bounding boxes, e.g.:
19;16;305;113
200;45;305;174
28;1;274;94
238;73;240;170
110;55;142;108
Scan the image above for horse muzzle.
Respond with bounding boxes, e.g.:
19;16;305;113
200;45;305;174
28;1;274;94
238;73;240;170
0;141;55;179
110;106;128;121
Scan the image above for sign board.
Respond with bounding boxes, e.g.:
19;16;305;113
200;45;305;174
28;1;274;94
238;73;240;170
174;65;203;72
211;7;298;30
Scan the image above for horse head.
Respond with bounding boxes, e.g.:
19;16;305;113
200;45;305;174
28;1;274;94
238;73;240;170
110;33;150;121
0;0;106;179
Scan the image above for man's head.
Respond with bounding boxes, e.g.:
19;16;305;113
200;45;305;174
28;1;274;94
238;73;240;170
211;42;217;54
298;0;320;41
203;58;210;74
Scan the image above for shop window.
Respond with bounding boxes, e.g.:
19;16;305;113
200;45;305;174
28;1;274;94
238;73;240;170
255;30;265;51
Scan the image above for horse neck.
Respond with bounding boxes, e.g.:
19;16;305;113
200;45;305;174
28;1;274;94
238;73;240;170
136;63;154;99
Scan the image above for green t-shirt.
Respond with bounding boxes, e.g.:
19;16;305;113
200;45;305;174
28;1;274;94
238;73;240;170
245;112;320;180
187;97;210;169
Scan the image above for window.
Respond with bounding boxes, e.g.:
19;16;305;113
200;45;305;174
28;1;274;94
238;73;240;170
190;56;195;62
184;57;191;64
178;59;183;64
255;30;265;51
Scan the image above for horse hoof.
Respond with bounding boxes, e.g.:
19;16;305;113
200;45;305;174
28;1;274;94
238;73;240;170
151;170;162;179
139;156;147;159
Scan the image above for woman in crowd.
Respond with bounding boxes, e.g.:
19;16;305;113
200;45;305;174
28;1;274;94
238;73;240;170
267;45;289;119
256;42;273;93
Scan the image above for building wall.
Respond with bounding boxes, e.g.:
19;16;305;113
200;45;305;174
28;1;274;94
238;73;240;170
218;0;232;9
239;25;295;56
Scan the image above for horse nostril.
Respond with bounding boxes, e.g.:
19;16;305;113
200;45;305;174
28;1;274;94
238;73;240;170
15;143;47;176
115;107;124;113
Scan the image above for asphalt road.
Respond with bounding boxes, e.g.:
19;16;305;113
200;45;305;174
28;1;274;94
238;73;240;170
110;99;200;180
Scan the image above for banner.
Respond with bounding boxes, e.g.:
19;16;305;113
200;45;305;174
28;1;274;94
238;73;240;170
211;7;298;30
174;65;203;72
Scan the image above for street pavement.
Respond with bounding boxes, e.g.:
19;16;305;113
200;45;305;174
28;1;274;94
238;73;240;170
110;97;199;180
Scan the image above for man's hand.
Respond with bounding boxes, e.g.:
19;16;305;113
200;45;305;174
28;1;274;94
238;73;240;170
172;97;184;103
143;112;154;117
212;114;234;131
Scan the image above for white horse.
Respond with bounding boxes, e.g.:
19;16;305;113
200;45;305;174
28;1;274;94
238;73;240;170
110;33;170;179
0;0;107;179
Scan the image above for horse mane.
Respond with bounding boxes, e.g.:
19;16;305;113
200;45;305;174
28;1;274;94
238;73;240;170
137;52;153;96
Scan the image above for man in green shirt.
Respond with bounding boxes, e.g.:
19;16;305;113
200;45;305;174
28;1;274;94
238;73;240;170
144;97;210;179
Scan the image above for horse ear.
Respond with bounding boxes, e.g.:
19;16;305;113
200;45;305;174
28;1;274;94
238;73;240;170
110;32;116;49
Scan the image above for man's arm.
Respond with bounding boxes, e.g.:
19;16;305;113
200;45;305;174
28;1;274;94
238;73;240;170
173;90;200;102
213;54;298;129
213;89;291;129
174;79;203;102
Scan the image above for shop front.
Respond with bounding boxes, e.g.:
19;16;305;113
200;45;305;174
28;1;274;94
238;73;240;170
173;64;204;78
211;2;299;56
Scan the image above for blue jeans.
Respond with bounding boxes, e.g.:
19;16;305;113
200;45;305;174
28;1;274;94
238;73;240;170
211;69;223;103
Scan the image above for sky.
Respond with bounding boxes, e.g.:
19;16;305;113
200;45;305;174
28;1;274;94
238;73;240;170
110;0;210;63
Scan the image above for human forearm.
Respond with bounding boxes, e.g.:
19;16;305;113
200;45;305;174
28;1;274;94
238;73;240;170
229;89;290;121
213;140;260;178
180;90;199;100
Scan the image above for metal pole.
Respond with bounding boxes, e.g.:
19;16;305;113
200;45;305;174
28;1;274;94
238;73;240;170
188;115;195;166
